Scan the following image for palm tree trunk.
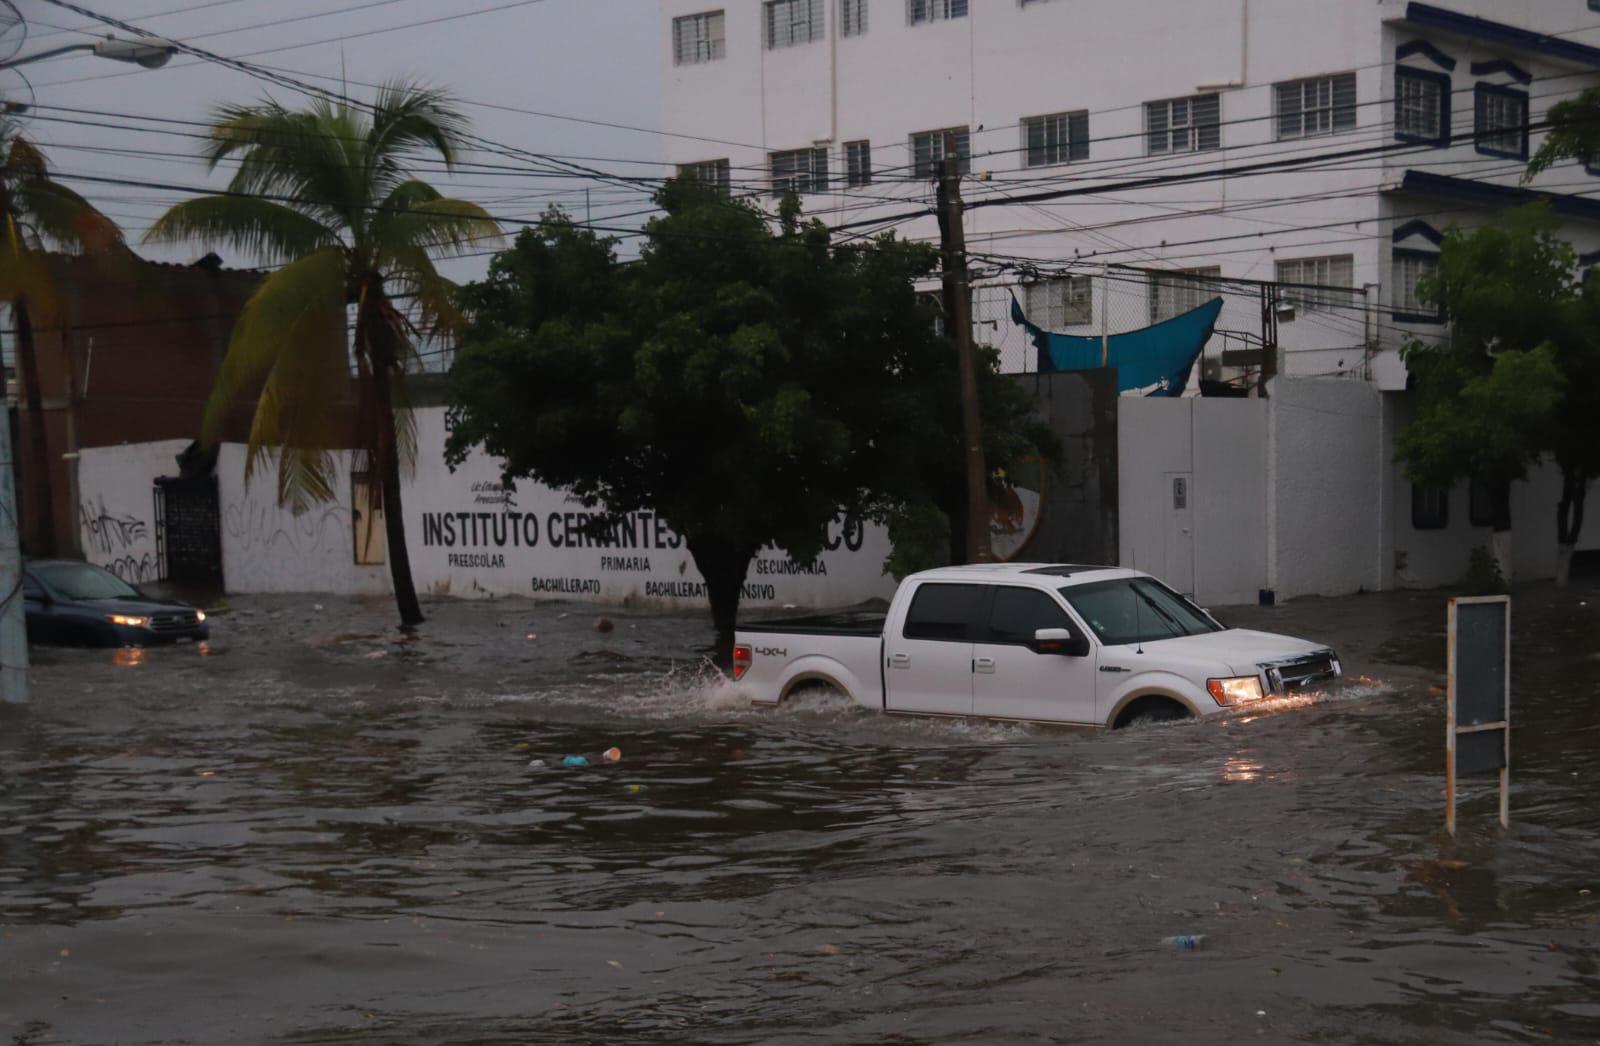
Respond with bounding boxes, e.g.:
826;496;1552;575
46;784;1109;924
15;300;56;556
374;369;423;626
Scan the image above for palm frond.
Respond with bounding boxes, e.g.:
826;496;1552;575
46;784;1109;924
144;195;340;266
207;103;363;229
5;136;49;181
368;79;470;171
376;186;502;258
201;246;348;447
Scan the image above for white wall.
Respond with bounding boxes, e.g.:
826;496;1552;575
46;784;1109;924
1270;377;1384;599
77;409;898;610
76;439;189;585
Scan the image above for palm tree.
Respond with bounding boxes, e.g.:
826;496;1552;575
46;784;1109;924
0;116;125;555
147;82;501;625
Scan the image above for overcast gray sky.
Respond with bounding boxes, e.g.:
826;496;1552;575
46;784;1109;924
9;0;661;278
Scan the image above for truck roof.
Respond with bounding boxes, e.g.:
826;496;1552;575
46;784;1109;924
907;563;1146;587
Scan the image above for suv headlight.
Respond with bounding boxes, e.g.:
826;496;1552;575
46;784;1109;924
1207;675;1263;706
106;614;150;628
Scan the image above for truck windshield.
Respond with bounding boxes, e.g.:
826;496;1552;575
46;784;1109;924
1060;578;1220;647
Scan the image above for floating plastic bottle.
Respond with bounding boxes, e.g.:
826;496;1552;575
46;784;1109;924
1162;934;1206;951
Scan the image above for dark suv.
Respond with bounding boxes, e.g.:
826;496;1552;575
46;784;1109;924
22;560;209;647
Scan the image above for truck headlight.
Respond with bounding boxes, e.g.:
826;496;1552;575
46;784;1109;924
1207;675;1263;706
106;614;150;628
195;610;207;624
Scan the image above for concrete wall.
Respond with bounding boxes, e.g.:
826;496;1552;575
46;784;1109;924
1004;370;1118;567
76;439;188;586
1270;378;1383;599
76;408;898;611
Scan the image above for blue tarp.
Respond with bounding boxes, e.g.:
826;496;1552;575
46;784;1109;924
1010;293;1223;397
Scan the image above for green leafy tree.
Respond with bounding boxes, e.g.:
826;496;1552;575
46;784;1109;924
0;119;126;554
146;82;500;624
1528;104;1600;580
447;181;1054;659
1395;204;1575;581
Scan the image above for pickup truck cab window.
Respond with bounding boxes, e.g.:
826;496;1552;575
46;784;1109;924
902;582;986;641
985;585;1079;645
1062;577;1220;647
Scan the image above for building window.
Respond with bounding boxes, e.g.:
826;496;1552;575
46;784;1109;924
1393;249;1442;323
1024;277;1092;329
841;0;868;36
911;127;970;177
1274;72;1357;140
1475;83;1529;159
765;0;823;49
1395;67;1450;144
1145;94;1221;155
1149;266;1221;324
673;11;725;65
677;158;731;193
909;0;966;25
1275;255;1354;312
1411;484;1449;530
1023;111;1089;167
770;147;830;195
845;140;872;186
1468;477;1496;527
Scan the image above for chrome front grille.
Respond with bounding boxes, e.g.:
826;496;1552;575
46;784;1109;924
148;611;200;634
1262;652;1340;694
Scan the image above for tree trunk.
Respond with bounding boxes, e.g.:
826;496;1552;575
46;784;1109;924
688;538;755;668
1555;469;1588;589
15;301;56;556
1488;477;1513;586
374;370;423;627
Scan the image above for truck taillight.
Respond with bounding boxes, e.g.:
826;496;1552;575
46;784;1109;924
731;644;753;681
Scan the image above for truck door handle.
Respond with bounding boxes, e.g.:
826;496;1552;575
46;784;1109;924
974;657;996;674
888;653;911;669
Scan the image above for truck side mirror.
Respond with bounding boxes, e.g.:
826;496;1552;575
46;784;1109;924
1033;627;1089;657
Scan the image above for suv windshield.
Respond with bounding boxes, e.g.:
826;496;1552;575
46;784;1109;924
32;562;140;601
1061;577;1220;647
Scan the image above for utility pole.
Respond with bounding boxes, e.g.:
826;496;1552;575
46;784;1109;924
935;133;992;564
0;402;29;705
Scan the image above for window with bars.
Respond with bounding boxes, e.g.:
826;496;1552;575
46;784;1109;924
841;0;868;36
1024;277;1092;329
672;11;725;65
1274;72;1357;139
765;0;823;49
1275;255;1354;312
1393;249;1442;322
1475;84;1528;159
677;158;731;192
1023;110;1089;167
911;127;970;177
845;140;872;186
1395;67;1449;144
1149;266;1222;324
1145;94;1221;155
909;0;966;25
770;147;830;194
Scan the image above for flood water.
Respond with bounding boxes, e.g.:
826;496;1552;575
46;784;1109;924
2;583;1598;1044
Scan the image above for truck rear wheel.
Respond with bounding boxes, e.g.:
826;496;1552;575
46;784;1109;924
1113;695;1192;729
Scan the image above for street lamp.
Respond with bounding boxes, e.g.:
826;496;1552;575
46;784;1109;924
1;34;177;71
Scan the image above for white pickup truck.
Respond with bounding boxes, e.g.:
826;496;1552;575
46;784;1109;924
732;563;1341;729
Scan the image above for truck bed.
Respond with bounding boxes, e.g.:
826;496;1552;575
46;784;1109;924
737;609;887;637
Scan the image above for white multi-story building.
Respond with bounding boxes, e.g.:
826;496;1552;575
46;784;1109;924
659;0;1600;384
658;1;1600;596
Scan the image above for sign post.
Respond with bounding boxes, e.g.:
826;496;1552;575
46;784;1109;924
1446;595;1510;836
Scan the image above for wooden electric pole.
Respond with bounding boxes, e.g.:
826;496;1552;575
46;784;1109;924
935;134;992;564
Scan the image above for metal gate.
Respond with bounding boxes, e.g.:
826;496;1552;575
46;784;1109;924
154;476;223;590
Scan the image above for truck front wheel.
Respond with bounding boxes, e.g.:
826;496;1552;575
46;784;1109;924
1112;695;1192;729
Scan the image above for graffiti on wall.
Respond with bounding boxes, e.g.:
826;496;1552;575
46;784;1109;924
224;501;349;556
79;497;158;583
